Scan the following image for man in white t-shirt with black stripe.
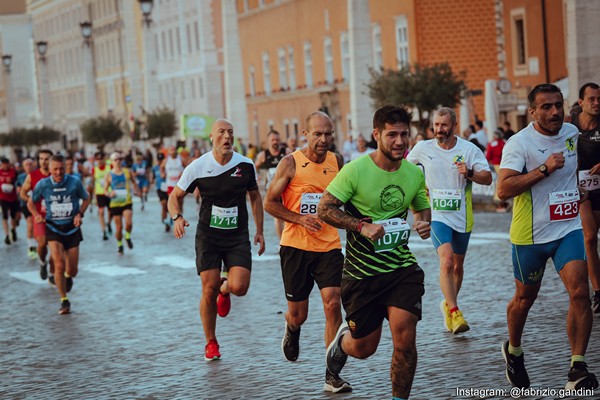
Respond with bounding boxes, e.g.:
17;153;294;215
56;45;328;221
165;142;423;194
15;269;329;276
497;83;598;391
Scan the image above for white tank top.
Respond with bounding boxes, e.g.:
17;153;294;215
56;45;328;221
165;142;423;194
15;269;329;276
165;156;184;187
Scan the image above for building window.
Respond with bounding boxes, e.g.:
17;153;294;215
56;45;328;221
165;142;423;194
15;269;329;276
395;15;409;69
303;42;313;89
194;21;200;51
161;30;167;60
324;37;334;84
181;80;186;100
262;52;271;95
288;46;296;90
198;77;204;98
176;27;182;56
168;29;174;58
249;65;256;97
511;9;528;75
340;32;350;82
278;48;288;90
186;23;192;53
190;78;196;99
372;24;382;70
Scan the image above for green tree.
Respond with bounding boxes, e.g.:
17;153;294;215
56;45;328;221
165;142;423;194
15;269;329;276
27;126;61;146
145;107;178;144
80;116;126;148
366;62;466;130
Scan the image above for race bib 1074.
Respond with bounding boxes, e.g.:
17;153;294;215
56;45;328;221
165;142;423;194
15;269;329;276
372;218;410;253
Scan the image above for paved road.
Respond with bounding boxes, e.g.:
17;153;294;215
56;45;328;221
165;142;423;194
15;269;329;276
1;193;599;399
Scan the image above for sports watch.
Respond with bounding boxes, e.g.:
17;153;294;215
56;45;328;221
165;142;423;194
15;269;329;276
172;213;183;221
539;164;549;177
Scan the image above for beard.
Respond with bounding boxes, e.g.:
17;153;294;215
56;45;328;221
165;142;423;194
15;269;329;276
380;145;404;162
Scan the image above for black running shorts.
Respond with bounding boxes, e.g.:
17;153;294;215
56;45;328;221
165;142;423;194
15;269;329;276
590;190;600;211
195;231;252;275
96;194;110;208
341;264;425;339
46;228;83;250
109;203;132;216
20;203;31;218
0;200;19;220
157;190;168;202
279;246;343;302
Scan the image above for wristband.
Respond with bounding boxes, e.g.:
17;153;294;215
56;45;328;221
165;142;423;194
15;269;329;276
356;218;370;233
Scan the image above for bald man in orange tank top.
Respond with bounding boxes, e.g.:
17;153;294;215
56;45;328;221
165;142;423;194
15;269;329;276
264;111;350;393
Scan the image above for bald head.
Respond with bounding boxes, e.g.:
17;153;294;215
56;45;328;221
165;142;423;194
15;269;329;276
305;111;332;131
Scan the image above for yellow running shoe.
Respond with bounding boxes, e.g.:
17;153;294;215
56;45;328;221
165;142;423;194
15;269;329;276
439;300;452;332
451;310;470;334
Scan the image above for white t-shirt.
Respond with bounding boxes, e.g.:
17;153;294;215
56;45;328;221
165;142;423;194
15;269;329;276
166;155;184;188
500;122;581;245
407;137;489;232
469;129;489;148
350;148;374;161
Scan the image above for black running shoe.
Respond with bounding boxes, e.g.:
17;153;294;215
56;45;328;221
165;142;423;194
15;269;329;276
11;228;16;242
501;340;530;388
66;276;73;293
103;232;108;241
324;370;352;393
58;299;71;315
4;235;10;245
107;223;112;234
126;238;133;249
40;263;48;280
326;323;349;375
566;362;599;390
48;275;55;286
281;322;300;362
592;293;600;314
118;245;124;255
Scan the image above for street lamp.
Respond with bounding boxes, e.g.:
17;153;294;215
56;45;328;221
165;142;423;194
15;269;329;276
2;54;12;73
79;21;92;46
36;41;48;63
139;0;154;27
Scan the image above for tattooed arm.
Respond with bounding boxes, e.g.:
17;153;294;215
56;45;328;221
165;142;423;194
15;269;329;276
317;191;384;241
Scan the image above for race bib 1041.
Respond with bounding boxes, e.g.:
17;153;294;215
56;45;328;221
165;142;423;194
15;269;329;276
431;189;462;211
210;205;238;229
372;217;411;253
549;190;580;222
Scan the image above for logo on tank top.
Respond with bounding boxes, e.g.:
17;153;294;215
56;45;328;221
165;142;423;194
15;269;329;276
301;162;310;168
537;149;548;154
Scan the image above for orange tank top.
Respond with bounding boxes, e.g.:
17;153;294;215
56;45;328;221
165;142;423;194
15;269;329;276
280;150;341;252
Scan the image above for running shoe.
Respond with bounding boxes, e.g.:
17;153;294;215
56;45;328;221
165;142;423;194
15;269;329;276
451;310;470;334
66;276;73;293
48;275;55;286
592;293;600;314
216;292;231;318
501;340;530;388
103;232;109;241
324;370;352;393
118;245;124;255
58;299;71;315
27;249;37;259
4;235;10;245
164;222;171;233
281;322;300;361
440;299;451;332
204;339;221;361
326;322;349;375
40;262;48;280
566;362;599;390
107;223;112;234
126;238;133;249
11;228;17;242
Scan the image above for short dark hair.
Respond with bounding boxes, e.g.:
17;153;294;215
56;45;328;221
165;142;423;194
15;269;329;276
95;151;105;159
50;154;64;163
579;82;600;100
475;120;483;129
528;83;562;108
373;105;412;131
267;129;280;137
37;149;53;159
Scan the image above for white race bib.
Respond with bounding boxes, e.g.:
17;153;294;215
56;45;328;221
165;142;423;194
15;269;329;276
549;190;580;222
1;183;14;194
579;170;600;191
113;188;128;203
210;205;238;229
50;202;73;219
300;193;322;215
431;189;462;211
372;217;411;253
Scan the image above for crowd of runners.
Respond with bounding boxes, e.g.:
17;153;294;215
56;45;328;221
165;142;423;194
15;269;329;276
1;82;599;399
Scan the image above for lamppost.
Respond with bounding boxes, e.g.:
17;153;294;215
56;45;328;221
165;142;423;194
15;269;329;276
138;0;158;111
79;21;98;118
2;54;15;130
36;41;53;127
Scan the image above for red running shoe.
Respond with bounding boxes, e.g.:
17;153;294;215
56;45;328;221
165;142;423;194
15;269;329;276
204;339;221;361
217;291;231;317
